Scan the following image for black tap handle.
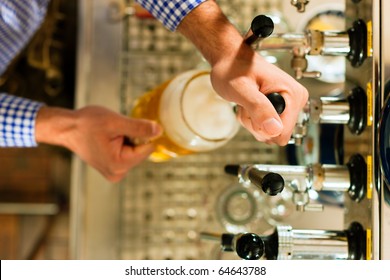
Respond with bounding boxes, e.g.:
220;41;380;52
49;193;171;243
235;233;265;260
244;15;274;45
248;168;285;196
261;172;285;196
347;19;367;68
267;93;286;115
221;233;265;260
346;154;367;202
347;86;367;135
224;165;285;196
233;93;286;115
224;164;239;176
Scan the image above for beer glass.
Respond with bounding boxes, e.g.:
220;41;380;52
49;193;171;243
131;70;240;162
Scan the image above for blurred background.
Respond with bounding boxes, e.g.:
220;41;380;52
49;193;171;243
1;0;387;260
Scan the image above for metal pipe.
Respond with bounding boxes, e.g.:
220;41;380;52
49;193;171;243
321;31;350;56
277;225;350;260
258;33;307;51
319;98;350;124
242;164;310;192
320;165;351;192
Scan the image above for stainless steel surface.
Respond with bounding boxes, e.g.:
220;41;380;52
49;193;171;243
240;164;310;191
378;0;390;259
240;163;350;192
259;27;350;55
320;165;350;192
277;225;350;260
237;161;350;212
339;0;390;260
319;30;350;56
258;26;352;79
318;97;350;124
291;93;356;143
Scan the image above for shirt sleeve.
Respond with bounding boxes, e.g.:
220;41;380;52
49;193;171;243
0;94;44;147
134;0;207;31
0;1;50;147
0;0;51;75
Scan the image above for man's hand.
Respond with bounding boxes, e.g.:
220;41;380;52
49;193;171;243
210;49;308;145
177;0;308;145
35;106;162;182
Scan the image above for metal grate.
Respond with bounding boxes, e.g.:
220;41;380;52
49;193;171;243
118;0;286;260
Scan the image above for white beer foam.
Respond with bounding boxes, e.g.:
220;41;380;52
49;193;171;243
159;70;240;152
183;74;238;140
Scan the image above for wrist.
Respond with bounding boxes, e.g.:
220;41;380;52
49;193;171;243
35;106;77;149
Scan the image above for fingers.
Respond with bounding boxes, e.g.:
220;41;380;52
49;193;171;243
94;116;161;182
235;86;284;140
113;118;163;180
236;90;307;146
235;105;268;142
121;142;156;166
123;118;163;140
98;126;157;182
102;142;156;183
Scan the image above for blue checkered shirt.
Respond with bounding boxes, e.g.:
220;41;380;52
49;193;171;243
0;0;49;147
1;0;205;147
135;0;206;31
0;94;43;147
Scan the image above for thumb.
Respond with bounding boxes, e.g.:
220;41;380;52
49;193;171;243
241;89;283;138
256;114;283;137
121;117;163;140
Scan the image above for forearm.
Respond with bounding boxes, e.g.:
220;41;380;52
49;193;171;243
177;0;249;66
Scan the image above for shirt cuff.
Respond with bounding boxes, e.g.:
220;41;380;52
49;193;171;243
135;0;207;31
0;94;45;147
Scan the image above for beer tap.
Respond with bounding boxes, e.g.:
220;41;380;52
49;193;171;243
244;14;275;47
201;232;265;260
290;0;310;13
242;16;368;146
201;222;366;260
292;86;367;145
243;15;287;115
225;153;367;212
250;16;368;79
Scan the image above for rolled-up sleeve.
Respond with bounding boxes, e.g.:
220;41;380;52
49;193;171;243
0;1;49;147
0;94;44;147
135;0;207;31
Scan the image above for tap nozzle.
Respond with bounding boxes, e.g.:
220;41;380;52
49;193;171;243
291;0;310;13
225;154;366;212
290;86;367;144
203;222;365;260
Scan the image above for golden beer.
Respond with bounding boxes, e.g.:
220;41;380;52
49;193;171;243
131;70;240;162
